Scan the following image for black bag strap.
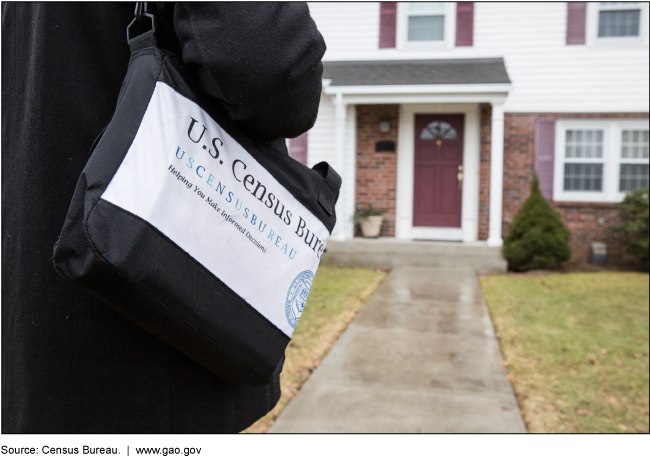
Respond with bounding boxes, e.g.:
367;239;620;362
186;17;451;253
312;162;342;217
125;4;341;223
127;2;157;54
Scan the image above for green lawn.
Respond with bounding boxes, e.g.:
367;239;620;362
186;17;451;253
243;266;386;433
481;273;649;433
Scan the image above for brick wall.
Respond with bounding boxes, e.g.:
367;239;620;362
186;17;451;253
478;104;492;240
352;107;644;261
355;105;399;237
501;112;648;261
553;202;624;261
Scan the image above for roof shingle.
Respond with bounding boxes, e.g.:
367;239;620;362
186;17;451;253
323;58;511;86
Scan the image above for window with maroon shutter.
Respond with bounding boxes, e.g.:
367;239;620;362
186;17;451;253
455;2;474;46
566;2;587;45
379;2;397;48
289;132;308;166
535;118;556;201
554;120;649;202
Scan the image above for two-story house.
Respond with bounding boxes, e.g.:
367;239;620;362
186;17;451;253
290;2;649;262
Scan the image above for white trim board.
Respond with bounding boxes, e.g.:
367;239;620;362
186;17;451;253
337;93;508;106
323;84;513;95
396;103;481;243
410;227;463;242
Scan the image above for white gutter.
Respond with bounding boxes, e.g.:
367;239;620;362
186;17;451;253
322;83;512;96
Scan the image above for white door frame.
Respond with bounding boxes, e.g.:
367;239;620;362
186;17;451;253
396;103;481;242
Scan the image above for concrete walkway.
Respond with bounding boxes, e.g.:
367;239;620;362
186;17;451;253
270;267;526;433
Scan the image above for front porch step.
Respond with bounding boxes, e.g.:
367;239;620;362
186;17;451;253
321;238;507;273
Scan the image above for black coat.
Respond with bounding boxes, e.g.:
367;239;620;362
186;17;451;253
1;2;325;433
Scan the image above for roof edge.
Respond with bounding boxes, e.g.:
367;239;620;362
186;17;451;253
323;83;512;95
322;57;507;66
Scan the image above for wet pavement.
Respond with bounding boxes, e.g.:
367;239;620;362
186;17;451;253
269;266;526;433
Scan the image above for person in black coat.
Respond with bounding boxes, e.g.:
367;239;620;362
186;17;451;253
1;2;326;433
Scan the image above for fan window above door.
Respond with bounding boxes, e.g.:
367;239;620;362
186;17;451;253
420;121;458;140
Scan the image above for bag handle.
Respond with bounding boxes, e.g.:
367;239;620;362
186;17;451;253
127;2;157;54
312;162;342;217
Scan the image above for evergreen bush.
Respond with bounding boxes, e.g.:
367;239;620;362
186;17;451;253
615;187;649;270
503;176;572;271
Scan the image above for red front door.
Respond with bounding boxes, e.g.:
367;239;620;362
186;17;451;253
412;114;464;228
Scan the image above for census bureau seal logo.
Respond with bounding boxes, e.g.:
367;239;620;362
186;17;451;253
285;270;314;328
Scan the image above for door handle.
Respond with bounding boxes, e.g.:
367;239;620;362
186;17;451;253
457;165;463;190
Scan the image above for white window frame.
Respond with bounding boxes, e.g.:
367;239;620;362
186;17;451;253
396;2;456;50
586;2;650;46
554;119;650;203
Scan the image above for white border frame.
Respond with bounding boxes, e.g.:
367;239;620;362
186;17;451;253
396;103;481;242
396;2;456;51
554;119;650;203
586;2;650;47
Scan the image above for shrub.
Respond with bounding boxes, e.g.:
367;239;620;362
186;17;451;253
615;187;649;270
353;203;385;223
503;176;571;272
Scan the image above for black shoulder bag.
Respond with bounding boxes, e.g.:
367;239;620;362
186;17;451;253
54;3;341;386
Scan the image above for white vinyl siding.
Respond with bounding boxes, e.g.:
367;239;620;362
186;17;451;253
307;94;336;169
306;96;356;238
308;2;649;113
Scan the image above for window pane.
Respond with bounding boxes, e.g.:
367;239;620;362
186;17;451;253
420;121;458;140
620;164;649;191
408;16;445;41
598;10;640;37
566;130;604;158
621;129;649;159
564;164;604;191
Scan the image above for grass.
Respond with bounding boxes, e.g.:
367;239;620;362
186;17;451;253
480;272;649;433
242;266;387;433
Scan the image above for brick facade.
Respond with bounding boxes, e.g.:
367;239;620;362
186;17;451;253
478;104;492;241
353;106;646;262
355;105;399;237
501;112;649;261
553;202;623;261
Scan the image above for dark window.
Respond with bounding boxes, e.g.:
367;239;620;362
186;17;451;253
620;164;649;191
564;164;603;191
407;3;446;42
408;16;444;41
599;9;641;37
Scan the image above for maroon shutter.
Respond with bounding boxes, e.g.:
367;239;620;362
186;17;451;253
289;132;308;166
455;2;474;46
566;2;587;45
379;2;397;48
535;118;556;201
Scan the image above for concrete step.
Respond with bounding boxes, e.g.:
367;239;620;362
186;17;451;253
321;238;507;273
